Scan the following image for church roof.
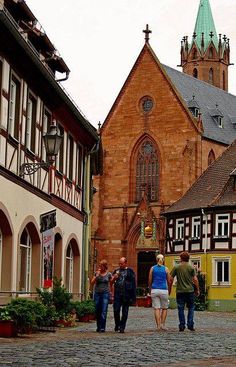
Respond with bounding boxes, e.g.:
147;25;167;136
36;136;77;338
163;64;236;145
193;0;218;50
164;139;236;214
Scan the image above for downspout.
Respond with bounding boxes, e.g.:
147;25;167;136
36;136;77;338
201;208;208;303
82;140;100;300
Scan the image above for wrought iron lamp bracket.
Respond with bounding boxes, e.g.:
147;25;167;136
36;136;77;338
20;162;49;177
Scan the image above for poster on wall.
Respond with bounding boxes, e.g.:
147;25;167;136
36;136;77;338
42;228;54;288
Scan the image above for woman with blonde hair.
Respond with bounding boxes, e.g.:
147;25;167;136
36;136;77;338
148;254;171;331
91;259;112;332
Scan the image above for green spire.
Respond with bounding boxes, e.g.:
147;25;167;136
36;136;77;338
193;0;218;50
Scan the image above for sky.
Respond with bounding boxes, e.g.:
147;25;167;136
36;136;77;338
26;0;236;127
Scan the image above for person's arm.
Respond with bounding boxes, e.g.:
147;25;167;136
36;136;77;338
110;270;119;285
148;267;153;293
168;267;176;295
165;267;172;295
91;269;100;286
193;274;200;296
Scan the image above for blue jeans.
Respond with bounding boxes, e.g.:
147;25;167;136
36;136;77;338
176;292;195;330
94;291;109;331
113;293;129;331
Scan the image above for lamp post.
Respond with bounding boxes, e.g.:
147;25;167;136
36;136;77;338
20;124;63;177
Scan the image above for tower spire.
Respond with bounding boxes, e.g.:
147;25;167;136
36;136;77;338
180;0;230;91
193;0;218;50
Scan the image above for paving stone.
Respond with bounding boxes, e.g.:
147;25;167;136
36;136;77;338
0;307;235;366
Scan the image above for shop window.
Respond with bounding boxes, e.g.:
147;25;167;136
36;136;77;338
19;229;32;292
65;243;73;293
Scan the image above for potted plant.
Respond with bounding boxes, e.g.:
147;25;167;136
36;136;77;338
0;308;17;338
136;287;152;307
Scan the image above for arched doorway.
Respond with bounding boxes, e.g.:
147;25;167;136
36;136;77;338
137;251;156;288
0;208;13;291
54;232;62;280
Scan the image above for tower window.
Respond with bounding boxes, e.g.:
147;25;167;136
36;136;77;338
209;68;214;84
192;49;197;60
193;68;198;78
209;47;214;59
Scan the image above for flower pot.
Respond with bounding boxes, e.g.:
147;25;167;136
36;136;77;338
136;296;152;308
78;314;90;322
0;320;17;338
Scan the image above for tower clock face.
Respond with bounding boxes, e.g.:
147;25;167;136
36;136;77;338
141;97;153;113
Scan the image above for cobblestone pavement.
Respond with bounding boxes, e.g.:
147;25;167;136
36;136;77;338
0;306;236;367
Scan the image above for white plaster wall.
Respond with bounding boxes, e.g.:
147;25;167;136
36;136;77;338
0;175;83;291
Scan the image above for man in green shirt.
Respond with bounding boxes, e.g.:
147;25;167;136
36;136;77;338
169;251;200;332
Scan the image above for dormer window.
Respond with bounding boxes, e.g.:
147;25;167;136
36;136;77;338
209;105;224;128
187;95;200;118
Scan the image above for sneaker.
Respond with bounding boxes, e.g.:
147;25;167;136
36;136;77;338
99;329;105;333
114;326;119;332
119;329;125;333
179;327;185;332
188;327;195;331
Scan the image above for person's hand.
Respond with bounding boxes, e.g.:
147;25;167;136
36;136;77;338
195;289;200;297
95;268;101;277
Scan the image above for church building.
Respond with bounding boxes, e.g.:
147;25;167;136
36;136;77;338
92;0;236;287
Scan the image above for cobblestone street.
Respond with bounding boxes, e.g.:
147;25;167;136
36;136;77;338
0;306;236;366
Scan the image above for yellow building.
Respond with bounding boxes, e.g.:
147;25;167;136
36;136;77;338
164;142;236;311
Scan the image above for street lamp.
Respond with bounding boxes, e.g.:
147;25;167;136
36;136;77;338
20;124;63;177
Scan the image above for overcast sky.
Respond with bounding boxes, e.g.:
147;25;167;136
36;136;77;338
26;0;236;127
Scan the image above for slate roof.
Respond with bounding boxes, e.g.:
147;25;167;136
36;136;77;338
164;140;236;214
163;65;236;145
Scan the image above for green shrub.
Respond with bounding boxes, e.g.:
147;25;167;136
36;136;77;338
195;271;208;311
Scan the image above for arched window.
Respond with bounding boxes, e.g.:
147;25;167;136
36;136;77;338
209;47;214;59
223;71;226;91
209;68;214;84
65;243;73;293
208;149;215;166
192;49;197;60
135;140;158;202
19;228;32;292
193;68;198;78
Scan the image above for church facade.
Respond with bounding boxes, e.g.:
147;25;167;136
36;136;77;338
91;0;236;287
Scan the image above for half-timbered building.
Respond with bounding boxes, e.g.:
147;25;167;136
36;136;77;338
0;0;99;303
164;141;236;311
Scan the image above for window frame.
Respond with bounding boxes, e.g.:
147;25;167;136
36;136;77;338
42;107;52;161
65;243;73;293
19;229;32;292
212;257;231;285
8;73;20;140
25;92;37;153
191;216;201;239
215;213;230;238
175;218;184;240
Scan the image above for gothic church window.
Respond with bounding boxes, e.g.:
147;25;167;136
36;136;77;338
135;140;158;202
192;49;197;60
208;149;215;166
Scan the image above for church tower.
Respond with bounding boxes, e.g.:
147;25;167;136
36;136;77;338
180;0;230;91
